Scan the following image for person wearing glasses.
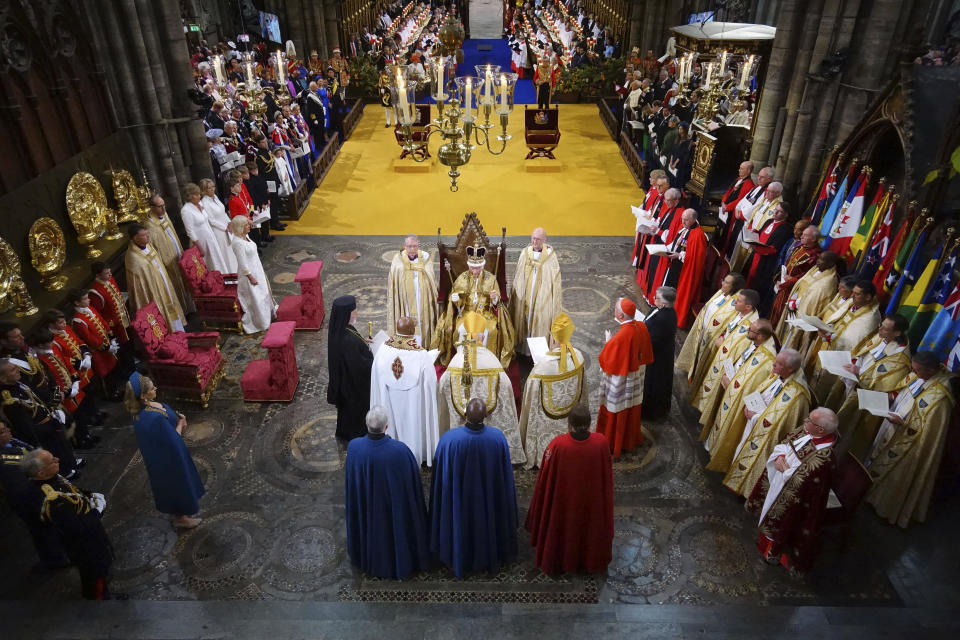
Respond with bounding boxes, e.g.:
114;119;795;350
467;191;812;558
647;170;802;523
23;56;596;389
745;407;839;574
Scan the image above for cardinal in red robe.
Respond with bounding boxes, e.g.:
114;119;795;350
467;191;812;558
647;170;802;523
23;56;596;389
526;405;614;575
717;162;756;250
596;298;654;457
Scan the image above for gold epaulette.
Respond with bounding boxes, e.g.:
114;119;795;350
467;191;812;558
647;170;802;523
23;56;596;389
1;390;15;405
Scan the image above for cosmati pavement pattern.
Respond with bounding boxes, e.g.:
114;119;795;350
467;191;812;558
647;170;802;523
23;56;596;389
1;235;957;618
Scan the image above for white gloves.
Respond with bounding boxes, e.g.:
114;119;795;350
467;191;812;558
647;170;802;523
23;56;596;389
53;409;67;424
70;381;80;398
81;354;92;370
108;339;119;355
450;293;460;303
89;492;107;514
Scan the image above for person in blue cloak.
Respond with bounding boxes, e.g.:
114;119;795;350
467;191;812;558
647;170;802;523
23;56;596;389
125;372;205;529
344;405;431;579
429;397;518;577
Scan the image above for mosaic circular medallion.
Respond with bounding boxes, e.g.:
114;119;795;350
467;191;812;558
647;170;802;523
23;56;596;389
279;526;338;573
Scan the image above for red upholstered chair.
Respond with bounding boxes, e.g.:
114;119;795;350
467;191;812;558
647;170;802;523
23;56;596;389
178;246;244;330
395;104;432;160
276;260;325;330
524;107;560;159
241;321;299;401
131;302;225;408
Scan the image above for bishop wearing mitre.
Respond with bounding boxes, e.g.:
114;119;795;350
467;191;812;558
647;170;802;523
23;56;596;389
437;312;526;465
387;235;438;348
509;228;563;357
369;317;440;467
432;243;516;368
518;312;586;469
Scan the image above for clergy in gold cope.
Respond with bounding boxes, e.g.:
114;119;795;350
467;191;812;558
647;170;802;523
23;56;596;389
509;228;563;357
123;223;187;332
387;235;438;349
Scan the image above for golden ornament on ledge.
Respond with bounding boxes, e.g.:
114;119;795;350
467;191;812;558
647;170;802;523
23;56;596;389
109;169;144;223
65;171;107;258
0;235;37;317
28;217;69;291
102;206;123;241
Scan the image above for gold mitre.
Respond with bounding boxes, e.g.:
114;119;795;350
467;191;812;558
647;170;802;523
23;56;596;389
465;242;487;268
550;312;579;372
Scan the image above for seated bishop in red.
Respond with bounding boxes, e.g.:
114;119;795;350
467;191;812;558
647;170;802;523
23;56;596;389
89;262;132;345
595;298;654;457
526;405;614;575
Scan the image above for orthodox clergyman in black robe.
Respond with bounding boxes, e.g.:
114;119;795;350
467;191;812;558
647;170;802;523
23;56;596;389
327;296;373;440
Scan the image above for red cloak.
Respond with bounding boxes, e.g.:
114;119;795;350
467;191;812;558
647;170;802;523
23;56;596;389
649;213;691;298
635;204;681;295
526;432;614;574
631;191;663;269
674;226;707;328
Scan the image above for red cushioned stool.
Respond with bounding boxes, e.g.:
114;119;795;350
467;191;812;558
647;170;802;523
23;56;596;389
240;321;300;401
276;260;325;330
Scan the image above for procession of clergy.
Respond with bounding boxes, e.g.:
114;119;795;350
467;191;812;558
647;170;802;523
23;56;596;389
339;174;952;579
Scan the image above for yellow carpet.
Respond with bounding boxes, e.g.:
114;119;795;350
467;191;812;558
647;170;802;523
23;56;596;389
280;104;641;237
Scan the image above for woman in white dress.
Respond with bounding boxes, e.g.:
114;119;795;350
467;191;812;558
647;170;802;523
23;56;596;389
229;216;275;333
180;183;229;273
199;178;238;273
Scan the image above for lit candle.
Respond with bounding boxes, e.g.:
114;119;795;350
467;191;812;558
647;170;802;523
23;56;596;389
499;74;507;109
720;50;728;77
466;77;473;116
436;55;445;101
397;70;408;112
484;67;493;104
740;55;755;90
705;62;714;89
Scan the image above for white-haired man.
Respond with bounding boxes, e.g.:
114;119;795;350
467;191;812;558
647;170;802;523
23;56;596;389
386;234;438;348
509;227;563;357
745;407;839;573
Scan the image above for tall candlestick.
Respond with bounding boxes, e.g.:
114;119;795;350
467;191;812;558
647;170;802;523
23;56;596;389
499;74;507;109
245;60;254;87
397;70;408;112
740;55;755;90
705;62;714;89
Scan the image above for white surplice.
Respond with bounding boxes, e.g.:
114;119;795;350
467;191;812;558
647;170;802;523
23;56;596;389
369;339;440;466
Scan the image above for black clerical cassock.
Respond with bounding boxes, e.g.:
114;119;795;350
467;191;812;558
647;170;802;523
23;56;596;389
327;296;373;440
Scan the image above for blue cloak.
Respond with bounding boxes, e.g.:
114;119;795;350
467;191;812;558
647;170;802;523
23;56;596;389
345;435;430;578
429;425;518;577
133;404;205;516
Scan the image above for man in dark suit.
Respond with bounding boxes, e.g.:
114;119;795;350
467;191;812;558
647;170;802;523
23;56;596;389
642;286;678;421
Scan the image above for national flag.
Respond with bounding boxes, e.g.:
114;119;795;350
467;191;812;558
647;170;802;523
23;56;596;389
857;194;893;280
907;242;959;345
884;227;929;315
826;171;867;257
810;154;839;224
849;182;886;259
919;281;960;370
818;173;849;249
873;212;919;297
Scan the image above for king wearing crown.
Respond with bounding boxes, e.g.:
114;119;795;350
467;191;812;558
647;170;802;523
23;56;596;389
432;243;516;369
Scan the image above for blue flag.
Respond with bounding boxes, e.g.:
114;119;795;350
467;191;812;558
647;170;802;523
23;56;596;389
818;174;849;249
919;281;960;370
885;229;928;315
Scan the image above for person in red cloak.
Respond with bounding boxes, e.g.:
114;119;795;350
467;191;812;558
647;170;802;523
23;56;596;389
595;298;654;457
526;404;614;575
630;171;666;269
717;161;756;250
745;202;793;297
636;187;682;299
650;209;708;328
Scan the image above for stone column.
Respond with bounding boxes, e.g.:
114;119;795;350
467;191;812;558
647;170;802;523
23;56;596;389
325;0;341;56
750;0;802;167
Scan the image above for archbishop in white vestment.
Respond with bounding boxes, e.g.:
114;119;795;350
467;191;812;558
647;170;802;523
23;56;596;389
518;312;587;469
438;312;526;465
509;228;563;356
370;318;440;467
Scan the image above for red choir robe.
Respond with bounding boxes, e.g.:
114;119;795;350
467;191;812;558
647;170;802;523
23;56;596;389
745;427;836;573
670;225;708;329
718;176;755;248
71;308;118;378
631;187;660;267
526;432;614;574
37;349;84;413
769;245;821;327
636;204;682;296
596;303;654;457
89;277;131;345
53;328;93;389
631;191;663;270
746;219;790;286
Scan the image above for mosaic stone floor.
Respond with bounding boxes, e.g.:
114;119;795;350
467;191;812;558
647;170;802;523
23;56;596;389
2;235;957;611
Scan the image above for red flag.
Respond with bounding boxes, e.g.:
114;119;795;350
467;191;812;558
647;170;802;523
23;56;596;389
872;206;915;296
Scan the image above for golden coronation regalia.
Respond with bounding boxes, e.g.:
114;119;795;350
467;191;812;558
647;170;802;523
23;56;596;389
433;243;516;368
